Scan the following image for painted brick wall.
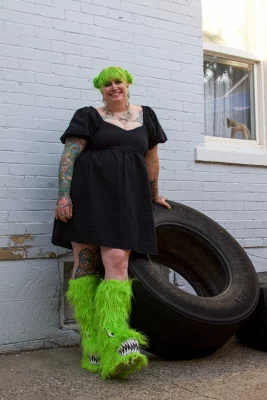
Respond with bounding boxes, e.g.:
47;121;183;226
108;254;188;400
0;0;266;349
0;0;205;262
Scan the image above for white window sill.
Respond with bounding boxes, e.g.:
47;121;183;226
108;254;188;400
195;140;267;167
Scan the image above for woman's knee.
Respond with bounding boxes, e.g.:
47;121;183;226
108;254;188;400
101;247;131;274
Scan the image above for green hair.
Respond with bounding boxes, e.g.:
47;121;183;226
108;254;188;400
93;67;134;90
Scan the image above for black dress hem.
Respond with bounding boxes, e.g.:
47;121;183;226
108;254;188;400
52;233;158;256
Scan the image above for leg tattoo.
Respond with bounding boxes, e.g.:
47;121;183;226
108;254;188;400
75;248;97;279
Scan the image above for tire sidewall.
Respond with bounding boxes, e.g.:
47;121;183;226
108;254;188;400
130;201;259;324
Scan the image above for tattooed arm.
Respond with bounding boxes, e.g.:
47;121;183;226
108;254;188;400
55;137;87;223
145;146;171;210
145;146;160;201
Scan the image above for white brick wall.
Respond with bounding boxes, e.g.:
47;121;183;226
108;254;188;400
1;0;267;254
0;0;267;350
0;0;205;259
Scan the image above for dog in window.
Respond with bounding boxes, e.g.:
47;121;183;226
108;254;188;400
227;118;251;140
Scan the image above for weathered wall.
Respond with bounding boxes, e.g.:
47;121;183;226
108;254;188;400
0;257;79;352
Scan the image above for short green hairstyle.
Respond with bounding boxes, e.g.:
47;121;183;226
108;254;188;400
93;67;134;90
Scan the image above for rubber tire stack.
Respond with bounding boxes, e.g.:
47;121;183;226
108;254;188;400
236;272;267;350
127;201;259;359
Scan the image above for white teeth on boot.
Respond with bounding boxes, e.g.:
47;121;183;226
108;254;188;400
117;339;140;356
89;354;100;365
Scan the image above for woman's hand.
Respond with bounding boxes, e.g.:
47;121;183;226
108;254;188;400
55;194;73;223
152;195;171;210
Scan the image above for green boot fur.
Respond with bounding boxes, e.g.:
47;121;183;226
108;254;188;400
95;279;149;380
66;275;101;373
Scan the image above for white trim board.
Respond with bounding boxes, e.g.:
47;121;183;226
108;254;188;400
203;42;261;63
195;142;267;167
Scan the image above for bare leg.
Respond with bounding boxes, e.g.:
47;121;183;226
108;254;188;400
71;242;99;280
100;247;131;281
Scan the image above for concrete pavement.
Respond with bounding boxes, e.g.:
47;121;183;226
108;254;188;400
0;337;266;400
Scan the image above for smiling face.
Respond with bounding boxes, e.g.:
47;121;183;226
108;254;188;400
101;79;129;108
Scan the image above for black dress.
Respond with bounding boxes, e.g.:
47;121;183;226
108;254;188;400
52;106;167;255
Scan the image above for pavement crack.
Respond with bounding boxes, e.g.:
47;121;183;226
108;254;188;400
169;381;223;400
147;370;224;400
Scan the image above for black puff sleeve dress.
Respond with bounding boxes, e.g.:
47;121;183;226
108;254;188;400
52;106;167;255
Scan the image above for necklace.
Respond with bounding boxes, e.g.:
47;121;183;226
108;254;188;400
103;104;132;123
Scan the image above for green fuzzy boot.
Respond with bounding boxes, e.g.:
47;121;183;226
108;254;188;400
66;275;101;373
95;279;149;380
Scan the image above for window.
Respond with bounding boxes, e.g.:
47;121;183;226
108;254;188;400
63;262;76;326
204;55;256;141
59;258;78;330
202;0;260;143
195;0;267;166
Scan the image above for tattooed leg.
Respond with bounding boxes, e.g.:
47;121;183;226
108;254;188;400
71;243;99;280
75;248;97;278
67;242;101;373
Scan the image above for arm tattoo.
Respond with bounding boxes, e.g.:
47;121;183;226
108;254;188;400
58;137;87;199
149;178;159;201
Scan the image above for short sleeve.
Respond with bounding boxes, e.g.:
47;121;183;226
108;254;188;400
143;106;168;150
60;106;98;144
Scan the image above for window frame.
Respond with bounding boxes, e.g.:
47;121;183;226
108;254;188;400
195;40;267;167
203;42;263;146
204;53;257;144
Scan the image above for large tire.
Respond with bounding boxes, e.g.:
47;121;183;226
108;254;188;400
236;272;267;350
129;201;259;359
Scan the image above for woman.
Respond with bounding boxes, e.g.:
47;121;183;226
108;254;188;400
52;66;170;380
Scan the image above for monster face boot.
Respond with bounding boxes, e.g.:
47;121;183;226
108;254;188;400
66;248;101;373
95;279;149;380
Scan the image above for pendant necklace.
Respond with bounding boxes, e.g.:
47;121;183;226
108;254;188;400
103;104;132;124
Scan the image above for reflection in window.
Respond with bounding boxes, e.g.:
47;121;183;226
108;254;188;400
204;56;255;140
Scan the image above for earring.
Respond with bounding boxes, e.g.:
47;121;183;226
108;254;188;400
102;98;106;105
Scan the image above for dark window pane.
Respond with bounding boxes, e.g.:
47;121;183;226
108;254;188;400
204;56;255;140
